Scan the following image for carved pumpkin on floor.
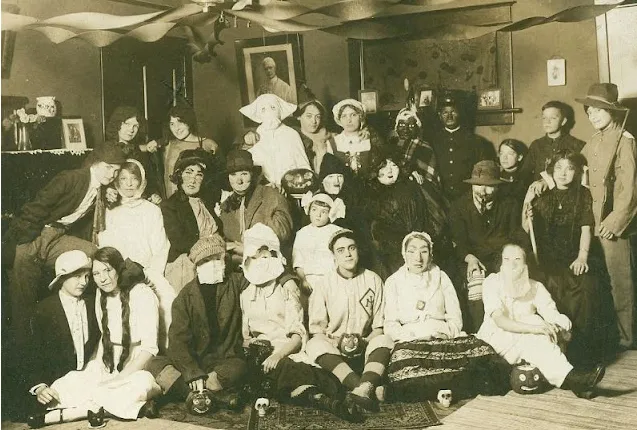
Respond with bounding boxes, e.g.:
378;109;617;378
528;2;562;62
282;168;317;197
510;363;548;394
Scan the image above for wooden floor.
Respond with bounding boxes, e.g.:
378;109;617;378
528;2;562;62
4;351;637;430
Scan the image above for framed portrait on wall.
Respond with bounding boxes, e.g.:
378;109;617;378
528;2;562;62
478;89;502;110
359;90;379;114
235;35;304;106
61;118;87;150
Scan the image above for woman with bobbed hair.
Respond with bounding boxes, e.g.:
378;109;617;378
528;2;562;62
161;149;222;293
28;247;161;427
327;99;385;181
143;104;221;199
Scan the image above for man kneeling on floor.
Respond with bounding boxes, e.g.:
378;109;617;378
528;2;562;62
306;229;394;412
146;233;248;413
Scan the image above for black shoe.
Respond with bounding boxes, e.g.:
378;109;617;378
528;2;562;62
26;413;45;429
304;390;364;423
209;389;244;411
88;407;106;429
346;391;379;413
138;399;160;419
564;364;605;396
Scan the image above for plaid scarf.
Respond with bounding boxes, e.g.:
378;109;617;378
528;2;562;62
398;138;441;188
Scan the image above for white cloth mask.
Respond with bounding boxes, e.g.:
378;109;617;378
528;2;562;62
196;259;226;285
243;256;284;286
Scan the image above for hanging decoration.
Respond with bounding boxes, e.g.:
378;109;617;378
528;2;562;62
0;0;630;47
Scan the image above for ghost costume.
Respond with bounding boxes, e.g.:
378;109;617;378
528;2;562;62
240;94;311;187
477;271;574;387
97;159;175;351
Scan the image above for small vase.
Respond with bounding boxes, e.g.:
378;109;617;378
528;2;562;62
15;123;32;151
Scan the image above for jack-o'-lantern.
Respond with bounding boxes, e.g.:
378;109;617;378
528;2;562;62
282;168;317;197
339;333;364;358
186;389;214;415
510;363;548;394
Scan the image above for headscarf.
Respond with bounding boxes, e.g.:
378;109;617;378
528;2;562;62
115;159;147;205
240;93;297;128
401;231;433;266
300;191;346;223
332;99;366;129
241;223;285;285
394;108;422;129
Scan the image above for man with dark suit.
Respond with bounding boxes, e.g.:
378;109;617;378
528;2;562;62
430;95;496;203
26;250;99;419
2;144;126;344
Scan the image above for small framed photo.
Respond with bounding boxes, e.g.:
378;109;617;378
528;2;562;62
418;90;433;107
61;118;87;150
477;89;502;110
547;58;566;86
359;89;379;114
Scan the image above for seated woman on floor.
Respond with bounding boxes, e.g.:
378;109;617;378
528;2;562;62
384;232;509;402
476;243;606;398
161;149;221;293
28;247;161;428
97;159;175;352
240;223;362;423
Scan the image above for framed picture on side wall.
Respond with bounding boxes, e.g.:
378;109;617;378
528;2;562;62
61;118;87;150
235;35;304;107
359;90;379;114
477;89;502;110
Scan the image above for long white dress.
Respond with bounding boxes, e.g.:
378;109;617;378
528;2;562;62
98;195;175;352
476;273;573;387
49;284;162;419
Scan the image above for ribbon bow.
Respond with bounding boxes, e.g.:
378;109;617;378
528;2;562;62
301;191;347;223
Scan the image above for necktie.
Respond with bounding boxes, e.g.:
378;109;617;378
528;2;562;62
72;301;86;370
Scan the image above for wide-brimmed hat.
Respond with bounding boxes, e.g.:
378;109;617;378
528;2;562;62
463;160;502;186
226;150;254;174
240;94;297;123
93;143;127;165
575;83;627;111
48;250;92;290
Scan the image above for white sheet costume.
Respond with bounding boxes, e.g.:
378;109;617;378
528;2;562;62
97;159;175;351
240;94;311;187
477;271;574;387
48;284;161;419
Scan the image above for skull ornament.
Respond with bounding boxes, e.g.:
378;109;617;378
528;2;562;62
437;389;452;408
36;96;57;117
255;397;270;417
510;363;547;395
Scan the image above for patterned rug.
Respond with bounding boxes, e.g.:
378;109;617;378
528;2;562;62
160;401;251;430
247;400;441;430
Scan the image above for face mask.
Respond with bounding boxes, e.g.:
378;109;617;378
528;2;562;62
243;256;284;286
196;259;225;284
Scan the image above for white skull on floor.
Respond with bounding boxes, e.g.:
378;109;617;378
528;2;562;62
437;389;452;408
255;397;270;417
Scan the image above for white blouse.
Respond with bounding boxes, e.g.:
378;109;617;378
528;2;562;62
384;265;463;342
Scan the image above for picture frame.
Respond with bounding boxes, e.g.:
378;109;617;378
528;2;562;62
359;89;379;114
418;90;434;107
61;118;87;150
547;58;566;86
477;89;502;110
235;35;304;107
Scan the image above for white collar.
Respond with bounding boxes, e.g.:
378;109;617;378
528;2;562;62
59;289;84;305
444;127;461;133
88;166;102;190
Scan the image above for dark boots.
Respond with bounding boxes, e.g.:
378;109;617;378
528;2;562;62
562;364;605;398
302;387;364;423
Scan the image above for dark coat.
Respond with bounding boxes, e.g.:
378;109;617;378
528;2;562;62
161;189;221;263
27;293;99;389
2;168;95;266
167;273;248;383
519;134;585;183
449;192;526;274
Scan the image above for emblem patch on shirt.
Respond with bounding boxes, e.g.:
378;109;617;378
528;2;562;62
359;289;375;317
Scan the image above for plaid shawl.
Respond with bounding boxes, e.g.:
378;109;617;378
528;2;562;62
398;137;441;188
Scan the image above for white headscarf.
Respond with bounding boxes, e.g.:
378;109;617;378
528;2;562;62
332;98;366;129
241;223;285;286
401;231;433;267
394;108;422;129
240;93;297;128
116;158;147;205
300;191;346;222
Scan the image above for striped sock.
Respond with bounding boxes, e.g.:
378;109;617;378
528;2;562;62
317;353;360;390
360;347;391;386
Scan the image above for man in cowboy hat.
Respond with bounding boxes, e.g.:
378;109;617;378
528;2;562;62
449;160;527;332
430;94;496;202
576;82;637;351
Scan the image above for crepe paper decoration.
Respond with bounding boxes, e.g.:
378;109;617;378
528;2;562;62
39;11;163;30
34;23;176;47
1;12;38;31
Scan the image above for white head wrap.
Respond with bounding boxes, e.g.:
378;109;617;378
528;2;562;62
332;98;366;128
401;231;433;262
116;158;147;204
300;191;346;222
240;93;297;124
395;108;422;130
